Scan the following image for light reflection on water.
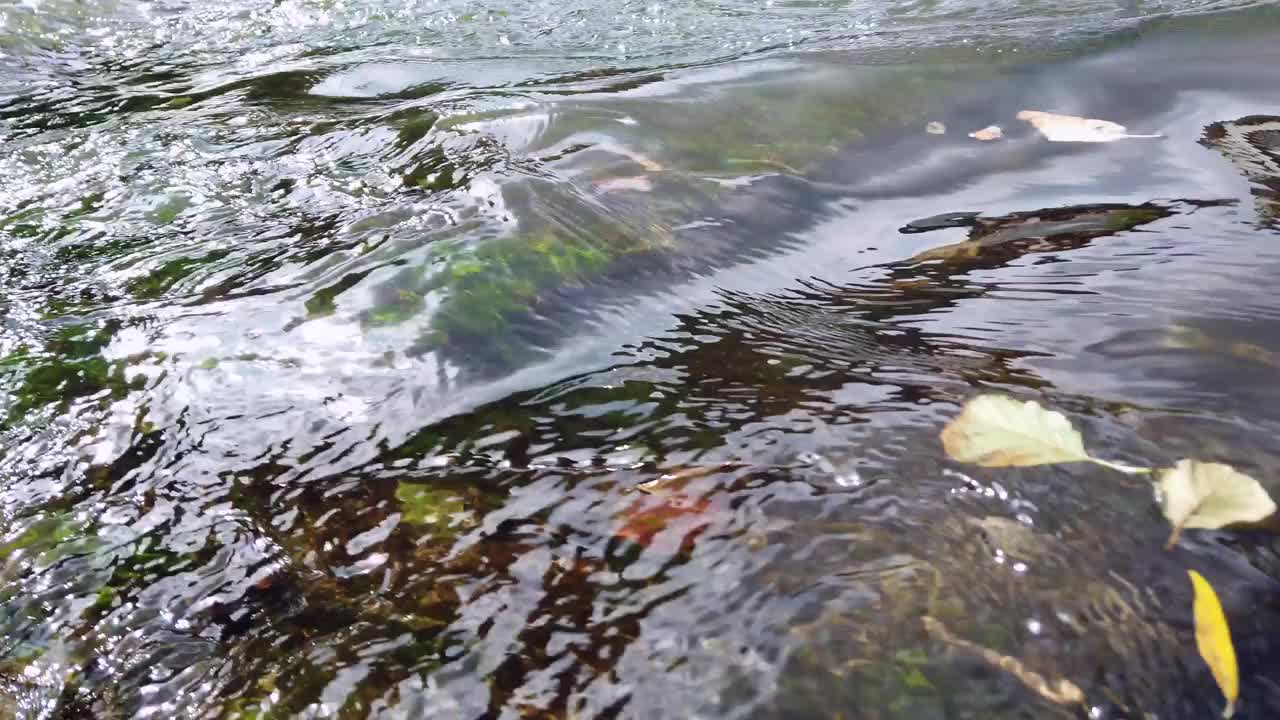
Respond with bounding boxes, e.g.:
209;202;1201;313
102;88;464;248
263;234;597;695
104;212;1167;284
3;0;1280;718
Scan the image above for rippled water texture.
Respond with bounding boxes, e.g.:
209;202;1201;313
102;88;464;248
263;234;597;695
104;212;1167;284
4;0;1280;718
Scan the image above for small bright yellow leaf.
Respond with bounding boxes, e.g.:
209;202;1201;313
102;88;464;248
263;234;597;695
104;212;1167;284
940;395;1090;467
1189;570;1239;719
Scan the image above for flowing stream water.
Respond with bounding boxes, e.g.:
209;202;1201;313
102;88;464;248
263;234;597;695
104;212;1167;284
3;0;1280;718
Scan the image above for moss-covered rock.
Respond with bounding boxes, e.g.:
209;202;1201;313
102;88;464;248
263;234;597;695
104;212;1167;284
0;321;144;429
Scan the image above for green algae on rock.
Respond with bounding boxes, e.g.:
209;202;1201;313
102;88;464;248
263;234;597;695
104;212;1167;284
0;322;143;429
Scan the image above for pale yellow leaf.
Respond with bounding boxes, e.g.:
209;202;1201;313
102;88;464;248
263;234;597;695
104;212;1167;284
926;121;947;135
594;175;654;193
940;395;1090;467
1188;570;1239;718
634;156;665;172
1158;459;1277;547
1016;109;1162;143
923;616;1085;706
968;125;1003;141
596;141;665;171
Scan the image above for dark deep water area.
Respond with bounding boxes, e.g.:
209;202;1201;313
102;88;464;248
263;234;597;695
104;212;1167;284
4;1;1280;718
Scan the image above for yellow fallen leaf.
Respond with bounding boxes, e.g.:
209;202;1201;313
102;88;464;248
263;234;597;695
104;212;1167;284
969;125;1003;141
926;121;947;135
923;615;1085;706
1188;570;1239;718
1158;459;1277;548
940;395;1090;467
1016;110;1162;143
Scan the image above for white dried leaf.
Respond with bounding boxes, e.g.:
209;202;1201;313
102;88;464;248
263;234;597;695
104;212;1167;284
1016;110;1162;143
940;395;1090;467
1158;459;1276;546
594;176;654;193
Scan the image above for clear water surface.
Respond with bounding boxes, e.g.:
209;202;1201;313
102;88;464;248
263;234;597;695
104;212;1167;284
3;0;1280;717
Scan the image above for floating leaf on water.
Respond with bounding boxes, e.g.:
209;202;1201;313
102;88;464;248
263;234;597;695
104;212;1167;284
634;156;665;171
1016;110;1163;143
922;615;1085;706
940;395;1090;467
926;121;947;135
1188;570;1239;718
1157;459;1277;548
968;125;1003;141
596;141;665;171
594;175;654;194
